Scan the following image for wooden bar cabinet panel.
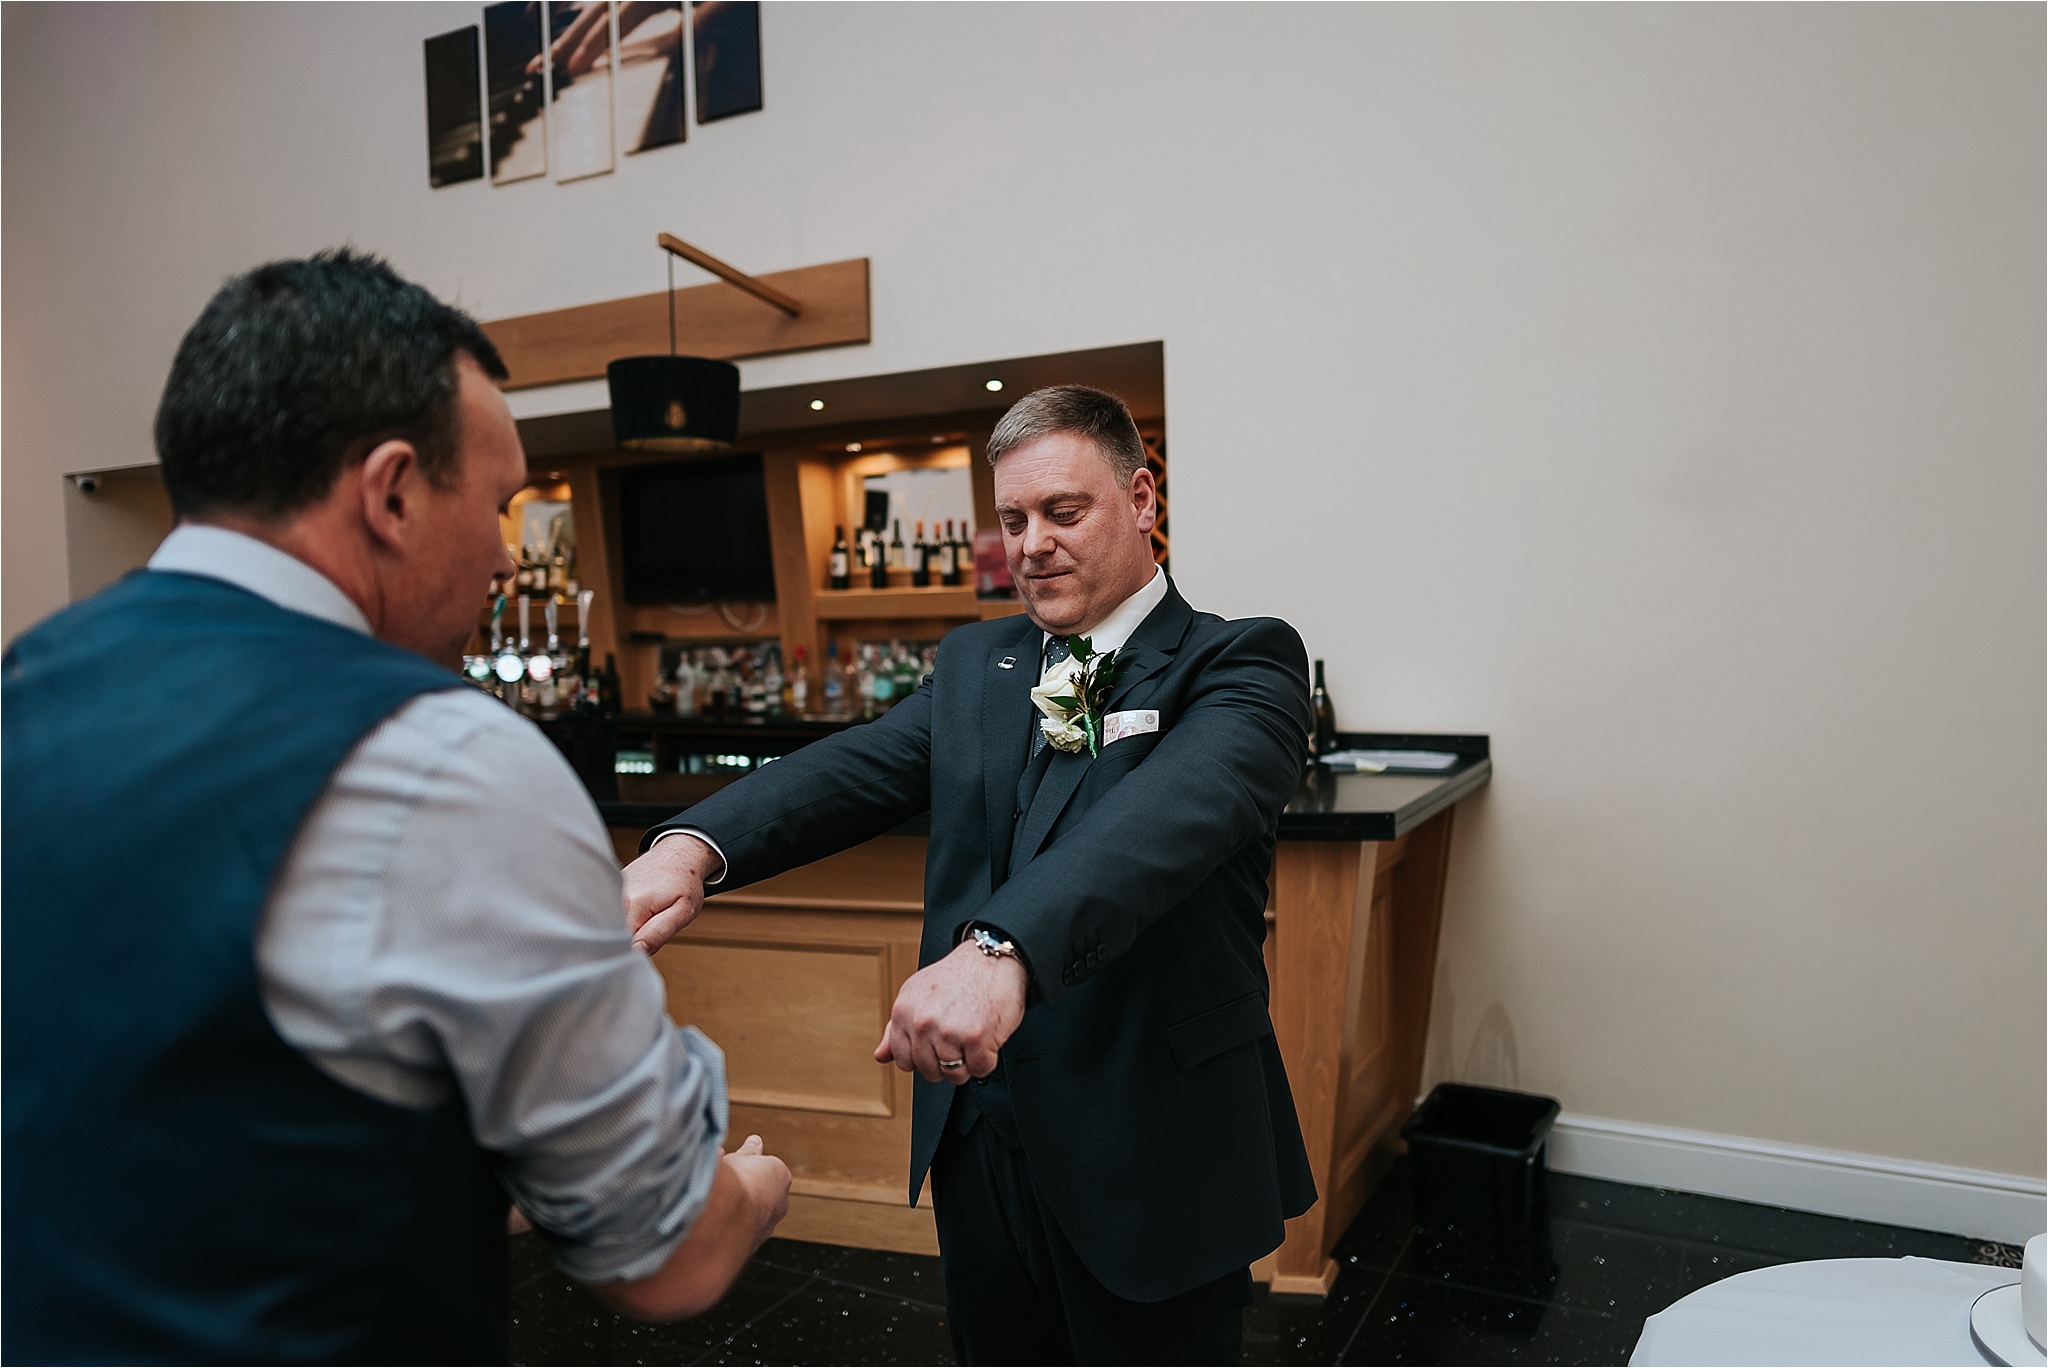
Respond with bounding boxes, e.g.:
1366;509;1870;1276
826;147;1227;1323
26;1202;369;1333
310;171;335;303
1255;807;1458;1296
648;836;940;1256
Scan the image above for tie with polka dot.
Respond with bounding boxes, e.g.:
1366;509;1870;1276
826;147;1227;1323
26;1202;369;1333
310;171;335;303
1030;635;1073;759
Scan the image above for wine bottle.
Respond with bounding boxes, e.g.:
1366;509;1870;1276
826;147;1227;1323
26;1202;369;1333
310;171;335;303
790;646;810;714
599;654;622;717
829;526;851;590
869;531;890;589
764;647;786;717
889;642;915;705
945;520;965;586
1311;659;1337;755
822;641;847;716
674;650;697;719
910;520;930;588
889;520;906;570
861;644;884;717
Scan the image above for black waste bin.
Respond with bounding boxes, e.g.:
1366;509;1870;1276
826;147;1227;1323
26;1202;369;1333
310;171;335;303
1401;1083;1561;1239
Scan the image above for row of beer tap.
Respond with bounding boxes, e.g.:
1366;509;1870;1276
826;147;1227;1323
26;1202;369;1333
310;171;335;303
462;588;621;717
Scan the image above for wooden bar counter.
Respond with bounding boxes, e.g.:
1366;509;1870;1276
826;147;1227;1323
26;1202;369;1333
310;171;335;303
594;728;1492;1296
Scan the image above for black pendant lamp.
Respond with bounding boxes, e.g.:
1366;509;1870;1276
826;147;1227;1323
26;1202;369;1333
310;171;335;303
607;233;802;454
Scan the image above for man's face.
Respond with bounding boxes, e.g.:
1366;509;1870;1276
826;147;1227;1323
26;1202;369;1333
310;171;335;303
397;355;525;665
993;432;1159;636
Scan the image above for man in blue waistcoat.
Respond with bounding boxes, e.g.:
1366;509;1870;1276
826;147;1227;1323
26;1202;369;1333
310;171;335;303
2;250;791;1364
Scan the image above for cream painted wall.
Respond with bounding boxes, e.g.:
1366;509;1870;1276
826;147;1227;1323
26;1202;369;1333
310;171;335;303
4;4;2040;1179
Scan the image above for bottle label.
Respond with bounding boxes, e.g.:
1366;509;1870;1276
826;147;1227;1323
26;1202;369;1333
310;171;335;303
830;551;849;576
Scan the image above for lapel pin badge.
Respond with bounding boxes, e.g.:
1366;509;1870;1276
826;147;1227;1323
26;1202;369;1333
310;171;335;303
997;656;1017;670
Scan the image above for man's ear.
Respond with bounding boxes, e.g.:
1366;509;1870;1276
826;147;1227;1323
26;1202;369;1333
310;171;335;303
357;439;421;552
1129;465;1159;536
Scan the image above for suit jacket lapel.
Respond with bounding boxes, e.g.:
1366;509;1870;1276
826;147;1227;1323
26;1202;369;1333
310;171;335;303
1105;578;1193;712
1011;579;1196;868
983;615;1043;888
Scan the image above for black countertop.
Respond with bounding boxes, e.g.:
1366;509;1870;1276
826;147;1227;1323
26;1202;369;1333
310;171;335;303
567;717;1489;844
1278;733;1492;841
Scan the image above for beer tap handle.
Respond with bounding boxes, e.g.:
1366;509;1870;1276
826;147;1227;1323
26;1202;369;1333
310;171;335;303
576;590;595;649
544;599;560;653
517;594;531;653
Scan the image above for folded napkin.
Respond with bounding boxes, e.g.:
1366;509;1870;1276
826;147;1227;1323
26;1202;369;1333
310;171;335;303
1322;749;1461;773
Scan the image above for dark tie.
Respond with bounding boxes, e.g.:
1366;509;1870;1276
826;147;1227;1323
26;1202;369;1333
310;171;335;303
1029;635;1072;760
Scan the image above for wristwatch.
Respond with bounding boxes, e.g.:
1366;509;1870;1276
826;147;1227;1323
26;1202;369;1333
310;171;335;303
966;925;1018;960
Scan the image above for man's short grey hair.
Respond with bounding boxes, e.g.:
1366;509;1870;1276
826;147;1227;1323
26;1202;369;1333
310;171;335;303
985;385;1147;488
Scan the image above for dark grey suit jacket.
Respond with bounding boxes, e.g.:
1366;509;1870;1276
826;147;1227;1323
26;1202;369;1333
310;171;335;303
644;579;1317;1300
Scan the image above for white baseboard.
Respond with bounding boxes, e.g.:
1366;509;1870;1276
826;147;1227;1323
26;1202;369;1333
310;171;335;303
1546;1113;2046;1246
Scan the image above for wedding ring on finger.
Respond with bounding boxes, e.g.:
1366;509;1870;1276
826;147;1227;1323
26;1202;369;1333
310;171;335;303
938;1058;966;1070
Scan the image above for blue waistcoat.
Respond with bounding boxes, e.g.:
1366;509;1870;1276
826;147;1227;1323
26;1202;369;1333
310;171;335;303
2;571;509;1364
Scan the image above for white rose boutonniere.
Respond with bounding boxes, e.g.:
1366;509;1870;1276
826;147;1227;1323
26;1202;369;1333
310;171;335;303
1028;636;1127;757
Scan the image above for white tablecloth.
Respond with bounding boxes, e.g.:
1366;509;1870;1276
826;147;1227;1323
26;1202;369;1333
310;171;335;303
1630;1256;2019;1367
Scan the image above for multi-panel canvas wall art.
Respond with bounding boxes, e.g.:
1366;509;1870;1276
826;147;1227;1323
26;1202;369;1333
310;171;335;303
619;1;686;154
484;0;547;184
546;0;615;182
692;1;761;124
429;0;756;188
424;27;485;187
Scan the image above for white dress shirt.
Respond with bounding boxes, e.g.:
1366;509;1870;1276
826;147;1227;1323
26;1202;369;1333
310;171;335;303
1042;563;1167;659
147;525;727;1284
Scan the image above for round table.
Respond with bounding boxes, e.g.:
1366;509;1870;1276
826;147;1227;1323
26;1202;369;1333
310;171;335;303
1630;1257;2029;1367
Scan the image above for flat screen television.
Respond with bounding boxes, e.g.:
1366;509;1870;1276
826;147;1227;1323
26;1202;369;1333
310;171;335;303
618;454;778;604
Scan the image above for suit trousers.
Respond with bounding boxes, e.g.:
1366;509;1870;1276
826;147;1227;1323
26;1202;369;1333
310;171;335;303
931;1115;1252;1366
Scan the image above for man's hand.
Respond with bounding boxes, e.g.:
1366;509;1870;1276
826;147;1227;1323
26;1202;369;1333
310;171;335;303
721;1134;792;1249
591;1134;790;1322
622;834;721;954
874;939;1028;1082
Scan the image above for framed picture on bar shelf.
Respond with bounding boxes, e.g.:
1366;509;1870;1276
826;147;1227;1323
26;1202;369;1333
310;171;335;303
691;0;762;124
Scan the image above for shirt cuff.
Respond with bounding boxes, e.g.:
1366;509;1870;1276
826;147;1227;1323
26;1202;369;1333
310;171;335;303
542;1024;731;1285
652;827;727;885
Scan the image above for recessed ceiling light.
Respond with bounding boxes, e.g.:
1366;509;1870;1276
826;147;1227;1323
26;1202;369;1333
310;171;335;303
931;435;945;443
984;379;1003;393
845;442;862;453
809;399;825;411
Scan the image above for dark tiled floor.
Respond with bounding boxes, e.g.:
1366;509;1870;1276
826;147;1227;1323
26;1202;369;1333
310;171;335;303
509;1159;2023;1366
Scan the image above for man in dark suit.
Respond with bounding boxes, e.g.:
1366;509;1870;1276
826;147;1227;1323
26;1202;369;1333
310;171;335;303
624;385;1317;1364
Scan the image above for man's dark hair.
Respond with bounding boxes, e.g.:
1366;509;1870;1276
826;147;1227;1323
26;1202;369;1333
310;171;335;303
154;248;509;520
984;385;1147;487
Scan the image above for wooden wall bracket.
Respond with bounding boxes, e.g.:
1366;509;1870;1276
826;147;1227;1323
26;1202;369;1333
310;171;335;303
482;257;870;391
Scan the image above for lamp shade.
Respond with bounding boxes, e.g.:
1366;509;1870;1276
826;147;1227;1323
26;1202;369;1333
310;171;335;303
606;355;741;453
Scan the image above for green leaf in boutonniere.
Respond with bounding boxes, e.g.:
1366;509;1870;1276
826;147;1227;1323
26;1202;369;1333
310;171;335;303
1029;635;1131;756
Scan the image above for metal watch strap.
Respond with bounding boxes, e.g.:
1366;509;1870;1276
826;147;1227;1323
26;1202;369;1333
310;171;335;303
968;925;1018;959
